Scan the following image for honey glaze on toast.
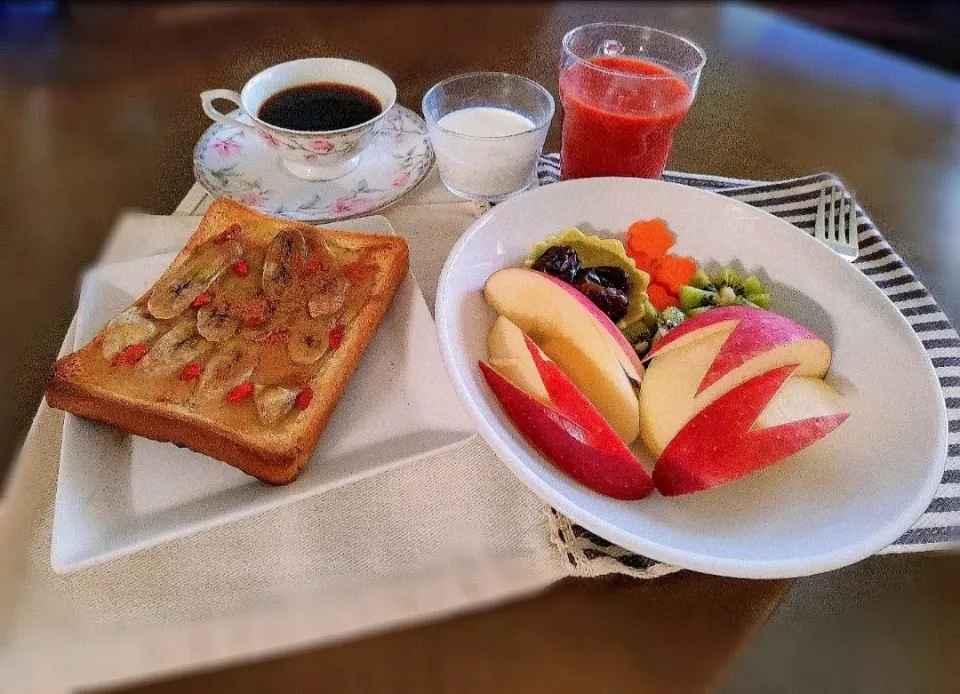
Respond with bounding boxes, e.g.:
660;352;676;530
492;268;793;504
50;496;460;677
46;198;409;483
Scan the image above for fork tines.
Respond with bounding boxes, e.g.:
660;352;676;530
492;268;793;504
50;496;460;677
815;183;859;261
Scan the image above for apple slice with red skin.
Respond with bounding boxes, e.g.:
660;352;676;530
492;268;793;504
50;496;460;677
479;342;653;500
484;267;642;443
653;364;850;496
487;316;551;405
645;306;828;394
536;271;645;381
644;306;747;359
522;333;628;444
489;318;640;454
639;323;833;458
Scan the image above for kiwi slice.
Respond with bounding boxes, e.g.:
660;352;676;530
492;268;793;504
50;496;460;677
742;275;765;296
621;303;686;359
679;286;713;311
745;292;772;309
677;265;771;314
714;267;741;288
657;306;687;331
689;268;714;290
621;319;653;357
640;298;659;328
622;320;651;344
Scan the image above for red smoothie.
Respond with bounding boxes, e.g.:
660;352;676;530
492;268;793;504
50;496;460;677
559;56;693;180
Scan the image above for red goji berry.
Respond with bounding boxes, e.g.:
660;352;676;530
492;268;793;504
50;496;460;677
227;382;254;403
232;259;248;277
295;387;313;410
192;293;213;308
111;343;148;366
328;324;345;351
180;363;203;381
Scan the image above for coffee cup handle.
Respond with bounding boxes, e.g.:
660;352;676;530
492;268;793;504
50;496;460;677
200;89;257;133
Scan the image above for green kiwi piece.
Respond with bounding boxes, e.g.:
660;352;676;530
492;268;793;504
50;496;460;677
621;320;651;344
679;285;714;311
649;307;686;348
679;266;771;317
689;269;714;290
640;298;659;328
687;306;712;316
745;292;772;309
657;306;687;330
742;275;765;296
715;285;740;306
713;267;742;287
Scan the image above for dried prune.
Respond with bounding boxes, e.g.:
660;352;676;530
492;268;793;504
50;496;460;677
575;265;631;293
531;245;581;284
574;280;630;323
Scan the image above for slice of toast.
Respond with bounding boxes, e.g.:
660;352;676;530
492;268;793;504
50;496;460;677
46;198;409;484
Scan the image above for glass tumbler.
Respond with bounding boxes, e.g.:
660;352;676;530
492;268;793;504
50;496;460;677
559;24;706;180
422;72;555;203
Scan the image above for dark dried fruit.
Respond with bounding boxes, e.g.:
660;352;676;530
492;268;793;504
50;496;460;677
531;245;581;284
574;280;629;323
575;265;631;293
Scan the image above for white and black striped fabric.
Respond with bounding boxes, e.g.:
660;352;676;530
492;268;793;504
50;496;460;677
536;153;959;560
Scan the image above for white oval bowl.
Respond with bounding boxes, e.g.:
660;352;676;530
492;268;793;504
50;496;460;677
435;177;946;578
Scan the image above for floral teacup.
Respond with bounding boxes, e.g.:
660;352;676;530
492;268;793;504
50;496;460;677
201;58;397;181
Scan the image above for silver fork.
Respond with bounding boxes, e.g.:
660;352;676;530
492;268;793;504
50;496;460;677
814;184;859;261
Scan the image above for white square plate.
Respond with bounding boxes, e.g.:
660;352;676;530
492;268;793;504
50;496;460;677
52;215;475;573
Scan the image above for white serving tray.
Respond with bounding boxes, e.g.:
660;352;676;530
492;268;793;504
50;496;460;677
51;215;475;572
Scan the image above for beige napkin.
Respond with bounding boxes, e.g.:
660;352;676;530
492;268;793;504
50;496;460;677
0;169;673;694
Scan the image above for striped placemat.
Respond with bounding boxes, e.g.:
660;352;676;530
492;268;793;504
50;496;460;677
535;154;958;574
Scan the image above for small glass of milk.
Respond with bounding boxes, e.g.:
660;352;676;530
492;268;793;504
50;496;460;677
422;73;555;202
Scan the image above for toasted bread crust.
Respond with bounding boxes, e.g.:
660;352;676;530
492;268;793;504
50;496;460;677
46;198;409;484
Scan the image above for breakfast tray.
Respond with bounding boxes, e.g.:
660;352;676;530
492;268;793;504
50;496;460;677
534;154;959;575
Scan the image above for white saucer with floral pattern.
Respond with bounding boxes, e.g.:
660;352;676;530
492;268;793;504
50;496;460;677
194;105;434;222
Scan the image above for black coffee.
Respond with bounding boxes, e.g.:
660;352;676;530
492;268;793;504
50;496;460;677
257;82;381;131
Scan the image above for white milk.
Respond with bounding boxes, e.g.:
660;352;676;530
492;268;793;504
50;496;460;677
429;107;543;199
438;107;534;137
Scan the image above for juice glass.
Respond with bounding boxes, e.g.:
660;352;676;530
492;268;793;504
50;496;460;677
559;24;706;180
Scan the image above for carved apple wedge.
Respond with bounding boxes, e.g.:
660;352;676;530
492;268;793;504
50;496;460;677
479;329;653;500
645;306;831;394
639;307;833;457
653;365;849;496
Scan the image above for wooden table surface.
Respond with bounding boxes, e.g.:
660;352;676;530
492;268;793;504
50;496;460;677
1;3;956;693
